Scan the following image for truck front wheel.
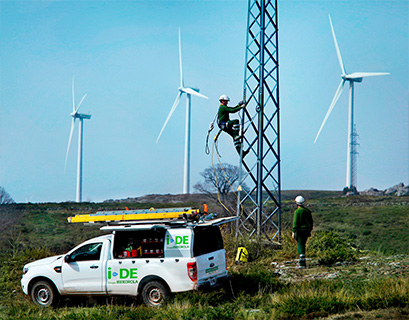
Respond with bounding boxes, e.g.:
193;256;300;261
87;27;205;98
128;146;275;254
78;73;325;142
141;281;168;307
30;280;58;307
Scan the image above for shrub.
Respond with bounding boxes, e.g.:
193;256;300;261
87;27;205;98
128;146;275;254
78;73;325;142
309;231;357;265
0;247;54;303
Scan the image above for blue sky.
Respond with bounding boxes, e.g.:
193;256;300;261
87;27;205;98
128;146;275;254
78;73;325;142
1;0;408;203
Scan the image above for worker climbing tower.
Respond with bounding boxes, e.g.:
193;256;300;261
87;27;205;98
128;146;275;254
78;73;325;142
237;0;281;241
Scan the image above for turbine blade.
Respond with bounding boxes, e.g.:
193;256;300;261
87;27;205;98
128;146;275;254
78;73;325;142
179;28;183;88
314;79;345;144
329;14;346;74
65;118;76;173
346;72;390;79
182;87;208;99
156;92;183;143
75;93;87;113
72;76;75;113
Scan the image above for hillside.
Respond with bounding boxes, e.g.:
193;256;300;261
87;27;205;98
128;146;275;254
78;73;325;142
0;192;408;319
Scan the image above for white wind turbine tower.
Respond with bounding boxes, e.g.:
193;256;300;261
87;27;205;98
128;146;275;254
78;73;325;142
65;77;91;202
314;15;389;191
156;29;208;194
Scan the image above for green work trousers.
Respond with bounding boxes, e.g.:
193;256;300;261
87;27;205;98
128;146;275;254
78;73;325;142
296;230;311;267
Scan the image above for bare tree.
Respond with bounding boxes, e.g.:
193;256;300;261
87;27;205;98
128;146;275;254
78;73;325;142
193;163;245;212
0;187;15;204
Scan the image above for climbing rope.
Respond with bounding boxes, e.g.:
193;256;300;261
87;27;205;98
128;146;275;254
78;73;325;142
210;133;245;218
211;136;233;215
205;114;218;155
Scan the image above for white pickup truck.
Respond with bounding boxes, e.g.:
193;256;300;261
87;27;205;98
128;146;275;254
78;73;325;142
21;217;234;307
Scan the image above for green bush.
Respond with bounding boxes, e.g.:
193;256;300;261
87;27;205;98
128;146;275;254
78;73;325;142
0;247;54;304
309;231;357;265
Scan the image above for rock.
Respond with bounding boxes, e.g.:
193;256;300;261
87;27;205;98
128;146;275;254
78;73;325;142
384;183;405;195
359;256;372;260
360;188;385;196
397;186;409;196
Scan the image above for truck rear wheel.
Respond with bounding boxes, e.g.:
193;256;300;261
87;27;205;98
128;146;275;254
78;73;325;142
30;280;58;307
141;281;168;307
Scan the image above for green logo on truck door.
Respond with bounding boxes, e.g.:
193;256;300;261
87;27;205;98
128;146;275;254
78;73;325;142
166;235;190;249
108;267;138;285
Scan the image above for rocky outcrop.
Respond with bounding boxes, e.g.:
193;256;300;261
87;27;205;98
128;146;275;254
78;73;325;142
385;183;405;195
360;183;409;197
396;186;409;196
360;187;385;196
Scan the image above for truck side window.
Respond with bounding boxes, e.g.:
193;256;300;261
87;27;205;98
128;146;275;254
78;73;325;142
70;242;102;262
113;232;142;259
113;230;165;259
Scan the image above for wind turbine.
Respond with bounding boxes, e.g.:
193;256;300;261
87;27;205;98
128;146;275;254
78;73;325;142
314;15;389;191
65;77;91;203
156;28;208;194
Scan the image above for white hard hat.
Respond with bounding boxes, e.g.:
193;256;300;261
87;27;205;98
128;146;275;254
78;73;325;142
219;94;230;102
295;195;305;205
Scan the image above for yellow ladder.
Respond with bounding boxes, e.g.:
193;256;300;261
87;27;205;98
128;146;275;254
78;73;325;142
67;207;200;223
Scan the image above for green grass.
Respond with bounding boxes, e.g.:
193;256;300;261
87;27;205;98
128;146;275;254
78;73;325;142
0;194;409;319
1;255;408;320
279;195;409;255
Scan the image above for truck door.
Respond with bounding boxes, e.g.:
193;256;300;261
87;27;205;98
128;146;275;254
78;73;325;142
62;240;108;293
193;225;228;282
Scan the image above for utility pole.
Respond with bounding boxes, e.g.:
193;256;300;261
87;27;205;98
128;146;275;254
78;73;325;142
237;0;281;242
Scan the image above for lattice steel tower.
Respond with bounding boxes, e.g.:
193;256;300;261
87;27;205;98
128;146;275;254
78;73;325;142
350;124;359;192
237;0;281;241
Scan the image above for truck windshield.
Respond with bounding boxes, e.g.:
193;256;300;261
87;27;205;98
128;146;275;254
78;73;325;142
193;226;224;257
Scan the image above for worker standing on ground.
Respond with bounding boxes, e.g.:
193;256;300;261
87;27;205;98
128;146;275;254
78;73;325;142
217;94;248;157
292;195;313;268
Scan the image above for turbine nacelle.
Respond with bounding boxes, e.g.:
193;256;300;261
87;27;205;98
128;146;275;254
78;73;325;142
341;74;363;82
71;112;92;120
179;87;200;93
179;86;208;99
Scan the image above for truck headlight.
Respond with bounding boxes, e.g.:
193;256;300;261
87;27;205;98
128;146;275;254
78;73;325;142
22;267;29;275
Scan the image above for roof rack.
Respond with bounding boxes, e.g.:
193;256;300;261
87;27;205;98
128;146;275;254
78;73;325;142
98;216;240;231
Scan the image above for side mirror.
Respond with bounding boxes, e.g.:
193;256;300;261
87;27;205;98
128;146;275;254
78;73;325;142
64;255;72;263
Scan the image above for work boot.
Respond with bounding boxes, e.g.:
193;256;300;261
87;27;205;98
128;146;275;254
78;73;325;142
298;254;306;268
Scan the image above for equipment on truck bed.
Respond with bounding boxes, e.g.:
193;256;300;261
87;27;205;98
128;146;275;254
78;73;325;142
67;206;213;224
